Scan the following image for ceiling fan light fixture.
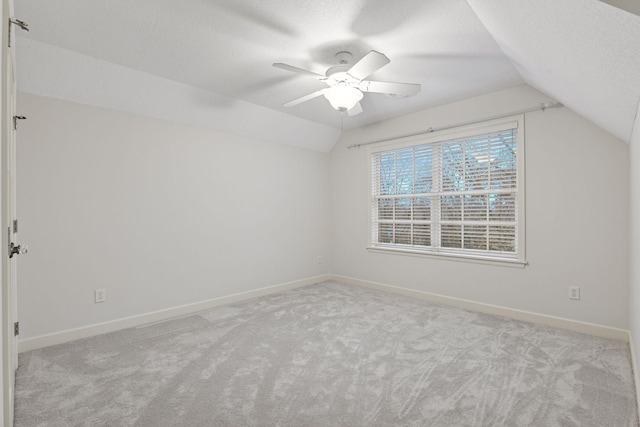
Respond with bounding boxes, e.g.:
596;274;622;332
323;86;363;111
275;50;420;114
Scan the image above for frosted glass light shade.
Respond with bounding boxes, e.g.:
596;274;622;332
323;86;363;110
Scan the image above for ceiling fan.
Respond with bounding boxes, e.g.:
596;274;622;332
273;50;421;116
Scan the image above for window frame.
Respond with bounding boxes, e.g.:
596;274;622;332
366;115;527;267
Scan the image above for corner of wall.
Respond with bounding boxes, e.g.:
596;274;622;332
628;96;640;416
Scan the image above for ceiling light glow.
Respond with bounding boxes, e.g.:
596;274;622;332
323;86;363;111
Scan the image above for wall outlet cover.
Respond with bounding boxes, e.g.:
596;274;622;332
569;286;580;300
95;289;106;303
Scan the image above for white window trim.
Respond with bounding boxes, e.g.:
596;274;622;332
367;115;526;267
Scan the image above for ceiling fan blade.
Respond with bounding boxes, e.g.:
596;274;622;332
273;63;326;79
346;50;390;81
283;89;326;107
348;102;363;116
359;80;421;97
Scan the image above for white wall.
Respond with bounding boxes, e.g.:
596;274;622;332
331;85;630;329
629;101;640;399
17;84;633;342
16;93;331;339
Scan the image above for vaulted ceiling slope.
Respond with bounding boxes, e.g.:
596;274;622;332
466;0;640;142
13;0;640;149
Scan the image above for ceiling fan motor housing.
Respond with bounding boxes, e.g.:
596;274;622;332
325;65;359;87
334;51;353;65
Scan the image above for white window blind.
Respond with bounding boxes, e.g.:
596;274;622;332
370;119;524;262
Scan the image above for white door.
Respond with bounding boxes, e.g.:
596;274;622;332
2;0;21;425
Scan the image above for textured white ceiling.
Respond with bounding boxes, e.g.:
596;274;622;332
14;0;523;131
13;0;640;145
467;0;640;142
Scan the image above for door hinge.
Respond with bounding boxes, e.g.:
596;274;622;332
14;322;19;336
8;18;29;48
13;115;26;130
13;219;18;234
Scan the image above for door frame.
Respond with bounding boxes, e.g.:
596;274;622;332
1;0;18;425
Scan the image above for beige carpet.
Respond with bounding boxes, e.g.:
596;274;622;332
15;281;638;426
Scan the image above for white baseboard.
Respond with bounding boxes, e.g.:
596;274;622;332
20;273;630;352
19;274;331;353
329;274;629;342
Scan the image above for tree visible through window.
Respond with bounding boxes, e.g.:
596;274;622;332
370;119;524;262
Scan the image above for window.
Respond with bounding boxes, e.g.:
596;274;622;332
369;117;525;265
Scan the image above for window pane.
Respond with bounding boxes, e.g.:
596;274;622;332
413;224;431;247
378;223;393;244
490;133;516;190
463;194;487;220
395;198;412;219
441;224;462;249
377;198;394;220
442;143;464;192
464;225;488;250
413;197;431;221
414;146;433;194
465;140;490;191
441;195;462;221
395;224;411;245
379;152;396;195
488;226;516;252
488;193;515;221
396;148;414;195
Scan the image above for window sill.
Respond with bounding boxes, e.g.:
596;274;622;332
366;246;528;268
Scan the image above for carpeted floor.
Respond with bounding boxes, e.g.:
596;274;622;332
15;281;638;426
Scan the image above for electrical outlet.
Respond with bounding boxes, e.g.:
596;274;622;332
95;288;106;303
568;286;580;300
317;256;322;264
